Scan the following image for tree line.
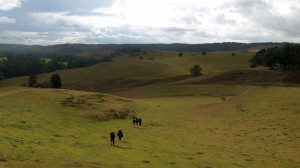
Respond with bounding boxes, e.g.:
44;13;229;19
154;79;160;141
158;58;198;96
250;44;300;70
0;43;288;57
0;54;103;80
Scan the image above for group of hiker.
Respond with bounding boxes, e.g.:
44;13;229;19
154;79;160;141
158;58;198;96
110;129;123;146
109;117;143;146
132;117;142;126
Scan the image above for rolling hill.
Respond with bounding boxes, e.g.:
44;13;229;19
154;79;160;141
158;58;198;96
0;52;254;92
0;50;299;167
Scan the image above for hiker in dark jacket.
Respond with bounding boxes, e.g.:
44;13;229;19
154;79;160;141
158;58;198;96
132;118;136;126
117;129;123;141
110;132;115;146
138;118;142;126
134;118;139;125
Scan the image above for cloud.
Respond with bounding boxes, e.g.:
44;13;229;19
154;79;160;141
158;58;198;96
229;0;300;36
0;16;15;23
0;0;22;10
0;0;299;44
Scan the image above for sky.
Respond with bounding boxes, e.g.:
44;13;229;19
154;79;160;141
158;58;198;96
0;0;299;45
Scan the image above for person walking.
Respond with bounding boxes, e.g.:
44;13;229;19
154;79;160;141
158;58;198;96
117;129;123;141
134;118;139;126
138;118;142;126
132;118;136;126
110;132;115;146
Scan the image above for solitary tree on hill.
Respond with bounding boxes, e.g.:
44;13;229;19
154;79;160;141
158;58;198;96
190;64;202;77
50;74;62;88
232;53;235;56
179;52;183;57
202;52;207;55
28;74;37;87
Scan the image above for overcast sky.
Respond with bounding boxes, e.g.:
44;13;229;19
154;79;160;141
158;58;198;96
0;0;299;45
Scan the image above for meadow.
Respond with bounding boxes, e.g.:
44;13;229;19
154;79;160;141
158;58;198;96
0;51;299;167
0;57;7;62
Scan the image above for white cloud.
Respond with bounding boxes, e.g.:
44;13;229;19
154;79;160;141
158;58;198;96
1;0;299;44
0;0;22;10
0;16;16;23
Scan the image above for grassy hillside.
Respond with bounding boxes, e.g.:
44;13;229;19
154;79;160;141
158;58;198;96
0;86;299;167
0;52;254;92
0;50;299;167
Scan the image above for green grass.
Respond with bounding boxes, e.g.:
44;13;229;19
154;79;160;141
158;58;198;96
112;84;248;98
0;51;299;167
0;86;299;167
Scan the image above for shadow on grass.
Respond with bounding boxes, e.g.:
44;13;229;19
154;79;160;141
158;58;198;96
114;145;132;150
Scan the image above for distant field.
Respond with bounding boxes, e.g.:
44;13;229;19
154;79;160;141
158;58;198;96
0;57;7;62
0;51;255;92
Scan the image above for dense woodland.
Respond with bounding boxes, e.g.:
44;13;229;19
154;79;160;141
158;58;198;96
0;54;103;80
0;42;287;57
250;44;300;70
111;47;145;57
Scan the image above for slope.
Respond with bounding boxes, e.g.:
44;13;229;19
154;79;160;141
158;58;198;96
0;51;254;92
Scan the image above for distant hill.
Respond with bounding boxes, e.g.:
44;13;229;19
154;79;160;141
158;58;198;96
0;42;289;57
0;51;257;93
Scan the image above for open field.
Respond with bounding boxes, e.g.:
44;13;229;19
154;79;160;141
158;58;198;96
0;86;299;167
0;51;299;167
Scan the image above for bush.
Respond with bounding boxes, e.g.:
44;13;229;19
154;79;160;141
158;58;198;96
50;74;62;88
190;64;202;77
179;52;183;57
202;52;207;55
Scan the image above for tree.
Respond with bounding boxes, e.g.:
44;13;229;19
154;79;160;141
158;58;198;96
28;74;37;87
190;64;202;77
232;53;235;56
0;71;4;81
249;44;300;70
50;74;62;88
202;52;207;55
179;52;183;57
139;57;143;60
44;60;65;72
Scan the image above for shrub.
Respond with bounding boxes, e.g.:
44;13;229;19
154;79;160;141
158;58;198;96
50;74;62;88
178;52;183;57
190;64;202;77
